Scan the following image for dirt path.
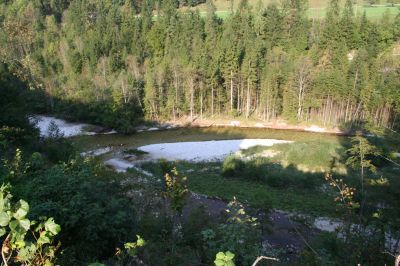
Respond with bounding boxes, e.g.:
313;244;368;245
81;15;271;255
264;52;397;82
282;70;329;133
183;192;317;262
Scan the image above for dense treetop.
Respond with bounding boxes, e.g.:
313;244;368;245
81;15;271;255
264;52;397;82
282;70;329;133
0;0;399;132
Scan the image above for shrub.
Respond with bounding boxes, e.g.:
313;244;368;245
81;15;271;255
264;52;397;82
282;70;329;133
202;198;261;265
182;205;211;248
221;156;245;178
250;191;272;213
0;184;61;266
18;158;137;265
265;174;288;188
243;158;267;182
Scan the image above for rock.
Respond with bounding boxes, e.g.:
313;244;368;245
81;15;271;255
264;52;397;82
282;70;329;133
135;125;149;131
255;123;265;128
80;147;112;157
313;217;342;232
304;125;326;133
230;121;240;126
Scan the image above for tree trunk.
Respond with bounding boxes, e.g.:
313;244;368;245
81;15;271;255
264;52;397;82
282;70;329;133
190;77;194;120
200;87;203;120
230;70;234;112
246;78;251;118
211;85;214;117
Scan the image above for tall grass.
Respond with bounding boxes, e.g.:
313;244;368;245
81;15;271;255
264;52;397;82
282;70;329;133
242;139;347;173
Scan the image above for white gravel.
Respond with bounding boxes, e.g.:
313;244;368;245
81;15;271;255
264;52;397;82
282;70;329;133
313;217;343;232
137;139;292;162
104;158;153;176
304;125;326;133
30;115;115;138
80;147;112;157
105;158;134;172
313;217;400;252
30;115;90;137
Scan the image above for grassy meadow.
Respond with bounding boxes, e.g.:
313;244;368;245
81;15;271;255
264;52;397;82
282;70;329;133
183;0;400;19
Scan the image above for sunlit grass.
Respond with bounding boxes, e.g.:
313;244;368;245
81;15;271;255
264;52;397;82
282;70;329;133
242;139;348;173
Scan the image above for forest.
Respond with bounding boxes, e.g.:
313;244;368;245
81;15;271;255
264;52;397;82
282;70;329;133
0;0;399;132
0;0;400;265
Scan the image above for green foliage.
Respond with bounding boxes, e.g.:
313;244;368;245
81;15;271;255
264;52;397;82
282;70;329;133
123;235;146;257
0;64;38;149
221;156;245;178
0;184;61;266
221;155;323;189
163;167;189;214
0;0;398;132
109;235;146;265
12;157;138;265
39;123;75;163
203;198;261;265
346;135;379;173
182;205;211;247
214;251;235;266
0;1;400;265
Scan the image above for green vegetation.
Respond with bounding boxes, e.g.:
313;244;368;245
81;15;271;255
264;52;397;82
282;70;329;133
214;251;235;266
123;148;149;156
140;160;337;216
242;139;347;172
0;0;399;133
196;4;400;19
0;185;61;266
0;0;400;265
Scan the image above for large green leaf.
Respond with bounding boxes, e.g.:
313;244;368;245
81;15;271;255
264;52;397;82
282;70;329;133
225;251;235;260
44;218;61;236
0;197;5;212
216;252;226;260
19;219;30;231
13;200;29;220
37;233;51;245
0;212;10;226
44;260;54;266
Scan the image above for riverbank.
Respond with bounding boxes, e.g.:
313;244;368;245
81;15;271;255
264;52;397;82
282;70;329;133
32;113;351;139
152;116;347;135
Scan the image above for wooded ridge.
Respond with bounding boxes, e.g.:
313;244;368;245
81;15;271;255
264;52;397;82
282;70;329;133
1;0;399;132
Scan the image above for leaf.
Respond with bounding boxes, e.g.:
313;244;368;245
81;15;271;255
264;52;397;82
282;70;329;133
15;240;26;248
0;228;6;237
37;233;51;245
9;220;18;231
0;212;10;226
44;260;54;266
0;198;5;212
216;252;225;260
215;261;224;266
19;218;30;231
136;235;145;247
124;242;135;249
225;251;235;260
13;200;29;220
44;218;61;235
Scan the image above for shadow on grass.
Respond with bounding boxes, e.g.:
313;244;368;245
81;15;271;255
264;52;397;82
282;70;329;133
138;159;345;216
